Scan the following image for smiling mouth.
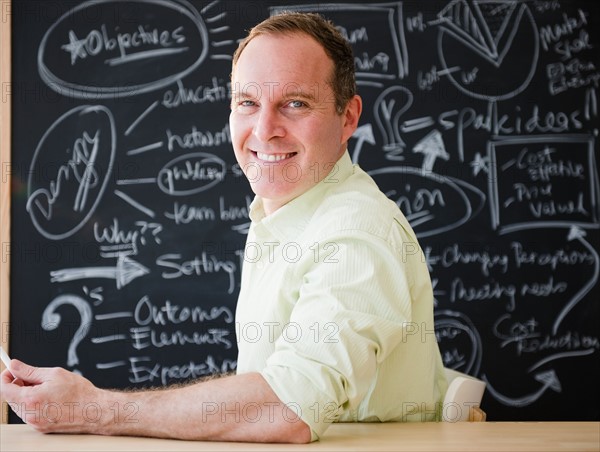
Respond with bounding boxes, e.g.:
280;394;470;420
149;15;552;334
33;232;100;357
255;152;297;162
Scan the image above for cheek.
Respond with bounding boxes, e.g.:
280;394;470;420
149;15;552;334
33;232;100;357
306;120;343;152
229;115;248;148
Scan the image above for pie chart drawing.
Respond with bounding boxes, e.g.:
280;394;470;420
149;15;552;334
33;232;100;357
437;0;539;101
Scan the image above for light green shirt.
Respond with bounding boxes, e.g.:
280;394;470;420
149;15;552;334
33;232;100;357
235;152;447;440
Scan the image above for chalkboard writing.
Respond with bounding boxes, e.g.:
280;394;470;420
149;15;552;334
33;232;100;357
8;0;599;422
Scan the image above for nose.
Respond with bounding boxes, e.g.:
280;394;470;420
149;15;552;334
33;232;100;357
253;107;286;142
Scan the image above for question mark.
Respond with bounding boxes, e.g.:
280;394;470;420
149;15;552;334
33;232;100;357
42;294;92;371
373;86;413;160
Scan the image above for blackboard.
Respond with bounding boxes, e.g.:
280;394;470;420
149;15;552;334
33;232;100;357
7;0;599;423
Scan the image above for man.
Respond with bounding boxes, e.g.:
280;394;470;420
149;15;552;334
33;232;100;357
1;12;447;443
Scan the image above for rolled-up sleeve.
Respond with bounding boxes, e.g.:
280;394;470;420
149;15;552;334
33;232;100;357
261;232;413;440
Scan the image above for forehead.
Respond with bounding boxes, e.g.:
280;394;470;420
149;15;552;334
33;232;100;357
231;33;334;89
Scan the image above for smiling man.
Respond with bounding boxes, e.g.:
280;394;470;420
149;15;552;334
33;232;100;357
229;24;360;215
1;12;447;443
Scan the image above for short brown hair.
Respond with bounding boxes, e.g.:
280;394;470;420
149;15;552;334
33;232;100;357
232;11;356;114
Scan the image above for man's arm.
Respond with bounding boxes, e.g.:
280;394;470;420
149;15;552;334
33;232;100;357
0;359;311;443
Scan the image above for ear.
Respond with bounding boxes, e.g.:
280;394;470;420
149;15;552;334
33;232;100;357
341;95;363;144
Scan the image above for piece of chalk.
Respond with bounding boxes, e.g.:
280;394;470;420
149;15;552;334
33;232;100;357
0;346;10;370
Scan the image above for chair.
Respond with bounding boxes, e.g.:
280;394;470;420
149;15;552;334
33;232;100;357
442;368;487;422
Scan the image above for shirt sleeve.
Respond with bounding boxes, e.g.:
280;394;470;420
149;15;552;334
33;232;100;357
260;230;415;440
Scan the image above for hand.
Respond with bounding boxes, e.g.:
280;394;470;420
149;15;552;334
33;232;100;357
1;359;106;433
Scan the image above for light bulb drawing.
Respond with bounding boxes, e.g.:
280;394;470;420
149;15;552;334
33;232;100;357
373;85;413;160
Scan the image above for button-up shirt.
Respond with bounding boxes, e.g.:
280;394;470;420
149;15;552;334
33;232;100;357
235;151;447;440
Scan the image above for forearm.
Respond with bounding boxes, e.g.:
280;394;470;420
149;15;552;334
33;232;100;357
98;372;311;443
2;361;310;443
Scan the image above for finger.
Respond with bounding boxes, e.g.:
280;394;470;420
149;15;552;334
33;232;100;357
7;360;47;385
1;368;16;385
1;370;19;402
3;375;25;387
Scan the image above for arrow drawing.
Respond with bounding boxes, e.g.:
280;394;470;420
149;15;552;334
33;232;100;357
553;226;599;334
50;255;149;289
483;369;562;407
351;123;376;163
413;129;449;172
528;349;596;372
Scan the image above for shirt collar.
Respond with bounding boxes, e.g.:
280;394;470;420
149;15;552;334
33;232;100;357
249;151;354;241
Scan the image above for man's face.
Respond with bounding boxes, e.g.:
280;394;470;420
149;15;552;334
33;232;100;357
230;33;360;214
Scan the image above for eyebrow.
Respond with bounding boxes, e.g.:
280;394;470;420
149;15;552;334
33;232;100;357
281;89;318;103
231;91;254;100
231;84;322;103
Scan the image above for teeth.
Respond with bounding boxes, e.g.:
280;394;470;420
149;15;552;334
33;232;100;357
256;152;293;162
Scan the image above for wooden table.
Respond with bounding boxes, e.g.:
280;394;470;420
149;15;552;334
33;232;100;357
1;422;598;451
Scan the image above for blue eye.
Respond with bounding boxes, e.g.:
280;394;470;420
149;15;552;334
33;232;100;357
289;100;305;108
